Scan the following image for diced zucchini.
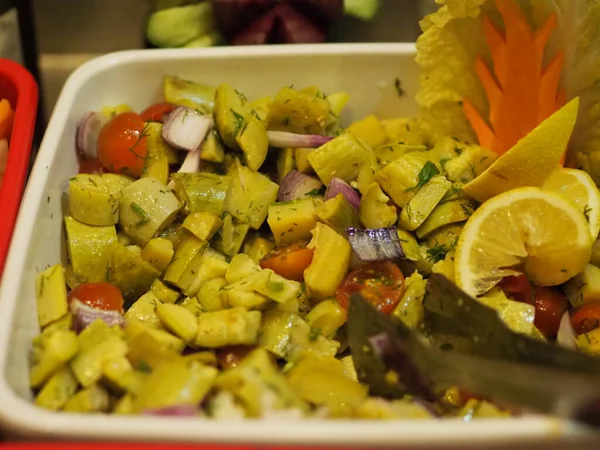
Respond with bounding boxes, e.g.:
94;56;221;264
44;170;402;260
63;384;110;413
223;269;301;305
215;348;308;417
431;251;456;282
195;307;262;348
430;136;467;161
478;288;535;336
398;175;452;231
359;182;397;229
156;303;199;343
221;288;269;310
392;272;426;329
267;197;320;246
225;159;279;229
68;174;119;226
71;332;128;387
196;277;228;312
305;299;347;338
141;122;171;185
163;235;208;291
200;129;225;163
287;353;368;417
65;217;117;283
356;157;380;195
184;247;229;297
132;360;218;412
101;356;138;394
347;114;387;150
113;394;134;414
171;172;231;217
316;193;361;236
326;91;350;117
563;264;600;308
577;327;600;354
124;291;163;329
141;238;174;273
212;214;250;257
107;242;161;303
294;148;314;173
442;144;496;183
415;198;473;239
30;329;79;388
158;221;188;251
426;224;463;250
35;264;69;329
307;133;371;185
214;83;248;150
277;148;296;181
236;113;269;171
119;177;181;246
150;279;180;304
126;323;185;370
259;309;339;362
182;211;223;241
226;253;261;284
374;151;440;207
375;143;426;166
248;96;272;124
380;117;432;146
35;366;78;411
267;86;329;135
163;75;216;113
242;233;275;264
304;223;351;300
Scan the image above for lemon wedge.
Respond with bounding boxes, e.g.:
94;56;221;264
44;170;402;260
542;167;600;241
455;187;592;297
463;98;579;203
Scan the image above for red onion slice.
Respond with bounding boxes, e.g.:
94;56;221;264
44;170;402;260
76;112;109;160
70;298;125;332
167;150;202;190
325;177;361;210
267;131;332;148
162;106;214;151
556;311;577;350
142;405;200;417
347;227;406;262
278;170;323;202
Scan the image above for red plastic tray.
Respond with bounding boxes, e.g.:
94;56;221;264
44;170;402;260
0;58;39;277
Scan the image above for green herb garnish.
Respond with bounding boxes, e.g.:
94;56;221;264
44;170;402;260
405;161;440;192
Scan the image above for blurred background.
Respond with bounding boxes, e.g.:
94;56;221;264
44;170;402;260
3;0;435;126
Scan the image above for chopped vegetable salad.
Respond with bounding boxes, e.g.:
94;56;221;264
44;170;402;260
28;0;600;424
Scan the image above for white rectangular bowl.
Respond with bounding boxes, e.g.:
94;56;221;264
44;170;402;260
0;44;595;448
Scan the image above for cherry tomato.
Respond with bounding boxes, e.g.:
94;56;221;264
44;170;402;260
499;274;534;304
259;242;314;282
78;157;105;174
97;112;148;177
139;102;176;123
532;286;569;338
216;345;256;370
571;303;600;335
336;261;405;315
67;282;125;313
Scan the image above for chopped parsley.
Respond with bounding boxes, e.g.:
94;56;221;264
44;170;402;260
405;161;440;192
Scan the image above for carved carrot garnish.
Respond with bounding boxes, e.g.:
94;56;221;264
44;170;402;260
463;0;566;157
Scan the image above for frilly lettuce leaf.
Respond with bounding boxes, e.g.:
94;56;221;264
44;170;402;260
416;0;600;184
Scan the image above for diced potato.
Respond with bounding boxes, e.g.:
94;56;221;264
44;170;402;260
267;87;329;135
267;197;321;246
182;212;223;241
30;329;79;388
156;303;199;343
195;308;261;348
35;264;69;329
347;114;387;150
141;238;174;273
35;367;78;411
124;292;163;329
63;384;110;413
359;183;397;229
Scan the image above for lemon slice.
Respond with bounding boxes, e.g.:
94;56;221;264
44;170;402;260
463;98;579;203
542;167;600;240
455;187;592;297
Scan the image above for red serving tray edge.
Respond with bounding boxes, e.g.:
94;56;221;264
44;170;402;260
0;58;39;278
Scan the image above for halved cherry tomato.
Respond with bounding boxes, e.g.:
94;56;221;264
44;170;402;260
139;102;176;123
216;345;256;370
78;157;105;174
499;274;534;304
260;242;314;282
336;261;405;315
97;111;148;177
532;286;569;338
571;303;600;335
67;282;125;313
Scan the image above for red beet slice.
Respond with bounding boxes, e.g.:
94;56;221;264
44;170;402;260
230;8;278;45
271;3;326;43
211;0;277;39
288;0;343;26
